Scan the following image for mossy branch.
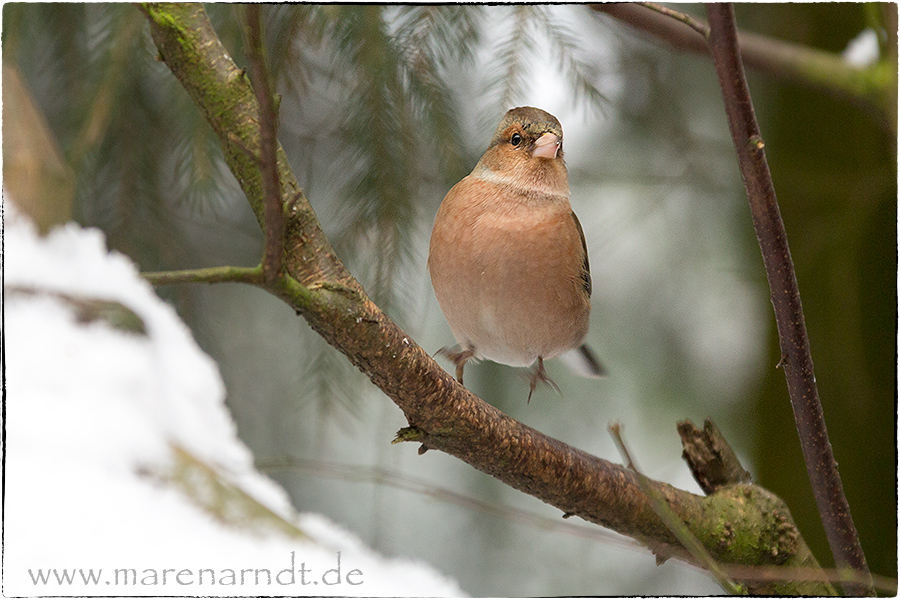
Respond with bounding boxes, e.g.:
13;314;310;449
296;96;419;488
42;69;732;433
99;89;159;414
138;3;836;593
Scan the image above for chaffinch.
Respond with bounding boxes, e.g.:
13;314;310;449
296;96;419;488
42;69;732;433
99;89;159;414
428;106;604;401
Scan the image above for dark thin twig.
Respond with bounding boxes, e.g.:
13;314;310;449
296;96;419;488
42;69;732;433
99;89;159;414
243;4;284;284
704;4;874;596
637;2;709;38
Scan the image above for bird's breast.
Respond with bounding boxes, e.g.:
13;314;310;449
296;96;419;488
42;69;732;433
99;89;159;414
428;178;590;367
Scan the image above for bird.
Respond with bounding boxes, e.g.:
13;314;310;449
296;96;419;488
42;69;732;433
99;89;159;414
427;106;605;402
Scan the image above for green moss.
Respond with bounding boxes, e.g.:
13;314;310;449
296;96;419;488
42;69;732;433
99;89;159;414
695;485;835;595
142;3;188;47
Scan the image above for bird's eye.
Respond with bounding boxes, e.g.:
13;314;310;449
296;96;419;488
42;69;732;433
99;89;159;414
510;133;522;147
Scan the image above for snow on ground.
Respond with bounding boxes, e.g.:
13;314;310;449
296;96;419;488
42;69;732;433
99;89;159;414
3;203;464;597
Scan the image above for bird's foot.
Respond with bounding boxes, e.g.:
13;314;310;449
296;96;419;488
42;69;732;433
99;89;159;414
435;346;476;385
527;357;560;403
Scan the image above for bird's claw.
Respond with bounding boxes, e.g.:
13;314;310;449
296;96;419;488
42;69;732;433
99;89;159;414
436;346;475;385
527;357;560;403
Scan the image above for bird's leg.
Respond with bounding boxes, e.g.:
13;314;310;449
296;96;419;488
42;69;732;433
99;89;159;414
527;356;560;403
436;346;475;385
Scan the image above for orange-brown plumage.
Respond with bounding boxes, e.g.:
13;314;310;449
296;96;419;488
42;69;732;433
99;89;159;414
428;107;603;399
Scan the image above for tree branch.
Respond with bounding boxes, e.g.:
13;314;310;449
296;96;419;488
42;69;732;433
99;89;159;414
242;4;284;284
139;3;835;594
704;4;874;596
142;265;264;287
678;419;752;495
637;2;709;39
591;3;897;134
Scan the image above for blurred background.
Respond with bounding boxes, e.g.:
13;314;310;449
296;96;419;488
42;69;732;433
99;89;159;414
4;4;895;595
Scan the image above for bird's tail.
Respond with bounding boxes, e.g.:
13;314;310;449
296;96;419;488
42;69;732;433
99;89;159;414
560;344;606;379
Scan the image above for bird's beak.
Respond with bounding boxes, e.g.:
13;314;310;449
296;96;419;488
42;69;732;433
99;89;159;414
532;132;561;159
